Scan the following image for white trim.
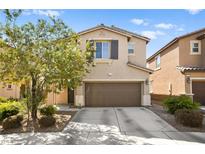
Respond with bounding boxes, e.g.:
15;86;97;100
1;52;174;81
94;41;111;59
155;54;161;69
190;40;201;55
128;42;135;55
154;67;161;71
146;63;149;68
191;77;205;80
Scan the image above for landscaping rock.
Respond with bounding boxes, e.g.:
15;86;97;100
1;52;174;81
2;114;23;130
39;116;56;127
175;109;203;127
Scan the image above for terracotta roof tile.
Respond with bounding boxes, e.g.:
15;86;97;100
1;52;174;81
147;27;205;61
176;66;205;72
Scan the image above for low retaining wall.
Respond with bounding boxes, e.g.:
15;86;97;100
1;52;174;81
151;94;170;101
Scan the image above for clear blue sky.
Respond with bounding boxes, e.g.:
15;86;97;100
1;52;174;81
0;9;205;58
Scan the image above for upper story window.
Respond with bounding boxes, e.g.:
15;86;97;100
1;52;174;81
95;41;111;59
7;84;12;89
128;42;135;55
190;40;201;55
155;55;160;69
146;63;149;68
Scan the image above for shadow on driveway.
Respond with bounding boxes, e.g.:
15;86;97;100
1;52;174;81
0;107;205;145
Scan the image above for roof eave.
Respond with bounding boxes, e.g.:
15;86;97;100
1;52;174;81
78;26;132;37
127;62;153;74
78;26;150;42
147;27;205;62
147;38;178;62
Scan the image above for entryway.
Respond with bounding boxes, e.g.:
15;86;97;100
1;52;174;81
192;81;205;105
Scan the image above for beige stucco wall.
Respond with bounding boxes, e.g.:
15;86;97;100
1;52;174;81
80;29;147;67
0;83;20;99
0;81;68;105
148;29;205;98
148;42;186;96
75;28;150;106
179;30;205;67
128;37;147;67
80;29;148;79
46;89;68;105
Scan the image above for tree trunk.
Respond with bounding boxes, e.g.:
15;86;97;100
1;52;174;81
31;77;38;122
26;100;30;126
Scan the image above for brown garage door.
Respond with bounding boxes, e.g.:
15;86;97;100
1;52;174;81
192;81;205;105
85;83;141;107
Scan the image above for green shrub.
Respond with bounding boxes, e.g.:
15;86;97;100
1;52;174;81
0;101;25;121
39;116;56;127
7;97;19;102
2;114;23;130
163;95;200;114
0;97;7;103
0;105;19;121
39;105;57;116
175;109;203;127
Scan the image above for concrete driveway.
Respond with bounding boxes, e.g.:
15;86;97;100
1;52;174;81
0;107;205;145
71;107;176;132
63;107;205;144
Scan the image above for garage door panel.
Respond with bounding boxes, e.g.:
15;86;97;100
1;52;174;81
192;81;205;106
85;83;141;107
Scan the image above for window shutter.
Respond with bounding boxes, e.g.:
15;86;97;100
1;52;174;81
111;40;118;59
86;40;95;63
86;40;94;49
89;40;94;48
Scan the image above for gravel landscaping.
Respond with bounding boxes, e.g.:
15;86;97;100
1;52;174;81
1;107;205;145
0;111;77;134
148;103;205;132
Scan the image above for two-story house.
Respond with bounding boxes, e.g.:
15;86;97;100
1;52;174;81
47;24;152;107
147;28;205;106
0;83;20;99
1;24;152;107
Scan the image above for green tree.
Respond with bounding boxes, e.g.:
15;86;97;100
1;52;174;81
0;10;94;121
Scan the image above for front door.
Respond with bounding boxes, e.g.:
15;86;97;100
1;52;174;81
68;88;74;106
192;81;205;105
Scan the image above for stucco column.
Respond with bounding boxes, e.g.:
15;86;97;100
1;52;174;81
184;75;194;101
142;81;151;106
75;83;85;107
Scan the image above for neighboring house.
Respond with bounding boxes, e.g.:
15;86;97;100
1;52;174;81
0;83;20;99
147;28;205;106
1;24;152;107
48;24;152;107
0;46;20;99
